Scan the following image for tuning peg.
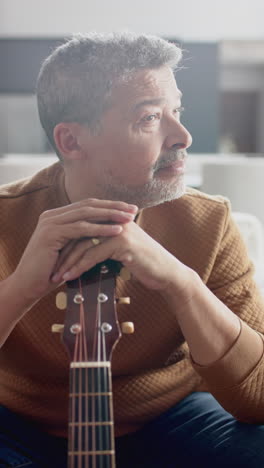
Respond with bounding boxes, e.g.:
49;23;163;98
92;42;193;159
51;324;65;333
121;322;135;334
116;297;130;304
56;292;67;310
119;267;131;281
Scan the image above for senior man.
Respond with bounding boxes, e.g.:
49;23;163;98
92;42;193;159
0;32;264;468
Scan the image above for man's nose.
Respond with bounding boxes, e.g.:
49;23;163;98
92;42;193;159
165;120;193;150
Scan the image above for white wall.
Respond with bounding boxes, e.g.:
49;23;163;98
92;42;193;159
258;90;264;154
221;66;264;92
0;0;264;40
0;95;47;154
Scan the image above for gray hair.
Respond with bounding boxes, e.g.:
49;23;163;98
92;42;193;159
36;32;183;157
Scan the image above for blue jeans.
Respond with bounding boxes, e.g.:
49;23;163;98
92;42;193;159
0;392;264;467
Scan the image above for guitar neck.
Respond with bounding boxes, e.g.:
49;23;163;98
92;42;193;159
68;361;115;468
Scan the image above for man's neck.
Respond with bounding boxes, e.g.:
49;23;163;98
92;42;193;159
64;166;101;204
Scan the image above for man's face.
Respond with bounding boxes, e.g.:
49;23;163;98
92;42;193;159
79;66;192;208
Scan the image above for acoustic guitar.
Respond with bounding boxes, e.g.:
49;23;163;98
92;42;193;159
52;260;134;468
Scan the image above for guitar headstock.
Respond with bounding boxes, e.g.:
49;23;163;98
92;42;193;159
62;260;123;363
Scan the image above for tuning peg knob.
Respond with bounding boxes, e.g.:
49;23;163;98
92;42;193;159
51;324;65;333
119;267;131;281
116;297;130;305
121;322;135;334
56;292;67;310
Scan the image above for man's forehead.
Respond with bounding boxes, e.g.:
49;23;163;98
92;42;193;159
111;67;182;109
132;94;182;112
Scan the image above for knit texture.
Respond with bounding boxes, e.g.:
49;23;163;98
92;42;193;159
0;162;264;437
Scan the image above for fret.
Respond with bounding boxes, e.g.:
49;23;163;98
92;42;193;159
69;450;114;455
71;361;111;368
69;418;113;452
69;394;111;423
70;392;112;397
69;454;114;468
69;421;113;426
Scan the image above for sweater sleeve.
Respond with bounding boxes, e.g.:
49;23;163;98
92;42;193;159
192;200;264;423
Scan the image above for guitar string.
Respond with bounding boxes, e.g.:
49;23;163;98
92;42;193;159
92;272;101;468
72;313;79;468
79;280;90;468
102;268;114;468
77;279;82;468
85;309;89;468
75;279;89;468
80;281;87;468
102;292;109;460
91;288;97;468
98;268;104;462
79;292;83;468
97;268;104;467
96;266;111;467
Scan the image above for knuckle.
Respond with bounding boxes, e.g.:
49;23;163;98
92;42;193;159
77;199;94;210
120;226;130;241
99;227;108;236
120;201;130;209
80;206;96;219
118;247;134;264
73;258;87;276
108;208;118;217
120;231;134;251
74;239;88;253
80;207;91;218
112;201;126;211
39;210;51;220
85;198;97;205
40;223;49;234
100;224;116;235
78;220;89;231
39;222;53;239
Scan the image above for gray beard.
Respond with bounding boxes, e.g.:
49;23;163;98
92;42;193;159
101;172;186;209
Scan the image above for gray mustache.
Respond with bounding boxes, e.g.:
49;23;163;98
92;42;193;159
154;149;187;171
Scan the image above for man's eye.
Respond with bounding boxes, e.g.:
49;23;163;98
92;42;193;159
174;106;185;116
142;114;159;122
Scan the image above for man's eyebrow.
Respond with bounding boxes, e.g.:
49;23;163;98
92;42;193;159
132;98;165;112
132;91;183;112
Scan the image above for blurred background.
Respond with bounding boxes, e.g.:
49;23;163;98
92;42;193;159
1;0;264;156
0;0;264;288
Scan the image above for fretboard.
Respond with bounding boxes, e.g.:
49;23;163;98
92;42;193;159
68;362;115;468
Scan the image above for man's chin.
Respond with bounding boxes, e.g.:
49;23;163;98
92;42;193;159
139;181;187;209
102;176;186;209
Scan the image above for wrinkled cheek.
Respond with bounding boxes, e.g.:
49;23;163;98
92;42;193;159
108;141;158;184
130;148;157;175
127;159;155;184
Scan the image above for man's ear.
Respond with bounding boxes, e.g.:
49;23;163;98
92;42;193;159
53;122;84;161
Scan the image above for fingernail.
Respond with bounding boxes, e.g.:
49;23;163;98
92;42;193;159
123;212;135;218
62;272;71;280
111;225;123;233
52;273;60;283
128;204;138;212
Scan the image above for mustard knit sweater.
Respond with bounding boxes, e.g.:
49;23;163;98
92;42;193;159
0;162;264;438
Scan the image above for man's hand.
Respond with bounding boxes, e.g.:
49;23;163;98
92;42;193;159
51;210;194;301
10;199;138;310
